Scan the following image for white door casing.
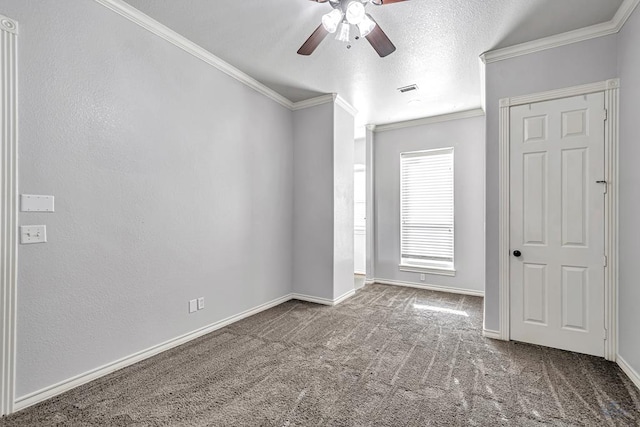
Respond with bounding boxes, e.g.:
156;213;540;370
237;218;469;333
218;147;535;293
496;79;619;361
0;14;18;416
510;93;605;357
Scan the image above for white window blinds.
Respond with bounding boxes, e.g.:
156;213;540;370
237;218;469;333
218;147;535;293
400;148;454;270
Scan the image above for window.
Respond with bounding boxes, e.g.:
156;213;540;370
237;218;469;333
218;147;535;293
400;148;454;275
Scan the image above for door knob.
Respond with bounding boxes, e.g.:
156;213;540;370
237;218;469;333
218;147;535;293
513;250;522;257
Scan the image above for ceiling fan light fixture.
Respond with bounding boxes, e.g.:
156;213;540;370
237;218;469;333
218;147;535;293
357;14;376;37
335;21;351;43
346;1;366;25
322;9;343;33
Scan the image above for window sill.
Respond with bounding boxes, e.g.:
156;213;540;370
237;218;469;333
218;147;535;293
399;264;456;277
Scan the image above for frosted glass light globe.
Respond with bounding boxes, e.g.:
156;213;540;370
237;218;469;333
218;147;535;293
346;1;366;25
322;9;343;33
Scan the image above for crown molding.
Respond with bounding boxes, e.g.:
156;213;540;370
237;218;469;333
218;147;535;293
612;0;640;31
291;94;358;117
481;0;640;64
291;94;334;111
93;1;367;117
333;94;358;116
93;0;294;109
373;108;485;133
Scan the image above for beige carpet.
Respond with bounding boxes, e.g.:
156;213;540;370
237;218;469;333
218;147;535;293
2;284;639;426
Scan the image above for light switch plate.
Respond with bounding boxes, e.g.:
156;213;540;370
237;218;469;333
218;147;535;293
198;297;205;310
20;225;47;244
21;195;54;212
189;299;198;313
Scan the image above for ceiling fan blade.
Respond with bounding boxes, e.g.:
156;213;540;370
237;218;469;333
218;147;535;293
298;24;330;56
309;0;330;2
371;0;408;5
365;23;396;57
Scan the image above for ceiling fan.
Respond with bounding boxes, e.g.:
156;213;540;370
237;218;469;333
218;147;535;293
298;0;407;58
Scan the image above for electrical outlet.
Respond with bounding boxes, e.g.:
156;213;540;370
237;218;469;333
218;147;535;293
197;297;205;310
189;299;198;313
420;274;426;282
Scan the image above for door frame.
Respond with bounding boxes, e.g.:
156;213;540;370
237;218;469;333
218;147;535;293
497;79;619;361
0;14;18;416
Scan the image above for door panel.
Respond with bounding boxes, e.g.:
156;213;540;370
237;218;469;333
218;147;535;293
523;152;547;245
510;92;605;357
561;148;588;247
561;266;588;331
523;263;547;325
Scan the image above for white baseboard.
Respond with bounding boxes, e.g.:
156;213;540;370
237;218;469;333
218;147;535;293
291;293;334;306
373;279;484;297
364;279;375;285
333;289;356;305
482;329;503;340
617;355;640;391
291;289;355;307
13;287;361;413
13;293;292;412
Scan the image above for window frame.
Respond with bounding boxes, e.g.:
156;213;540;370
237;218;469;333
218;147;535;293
399;147;456;276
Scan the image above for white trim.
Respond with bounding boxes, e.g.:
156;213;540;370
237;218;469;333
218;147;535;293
497;94;511;342
614;0;640;31
332;289;356;305
373;279;484;297
93;0;365;116
365;127;376;283
291;94;358;116
92;0;293;110
482;329;502;340
290;294;334;306
481;0;640;64
14;293;293;412
0;14;18;417
11;286;360;413
333;94;358;117
291;94;334;111
354;271;366;276
501;80;619;108
398;265;456;277
617;356;640;391
604;80;620;362
291;289;355;306
364;279;375;285
496;79;620;359
372;108;485;133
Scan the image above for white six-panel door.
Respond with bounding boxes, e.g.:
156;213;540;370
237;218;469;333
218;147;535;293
509;93;606;357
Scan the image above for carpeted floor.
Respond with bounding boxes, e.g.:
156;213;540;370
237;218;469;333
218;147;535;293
2;284;639;426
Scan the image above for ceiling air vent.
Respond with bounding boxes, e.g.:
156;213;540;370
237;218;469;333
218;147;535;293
398;84;418;93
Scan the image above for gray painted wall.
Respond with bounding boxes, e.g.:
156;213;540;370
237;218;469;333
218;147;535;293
484;35;619;331
618;5;640;377
354;137;365;166
292;103;335;300
292;101;355;300
333;104;355;299
4;0;294;397
365;128;376;282
373;116;486;293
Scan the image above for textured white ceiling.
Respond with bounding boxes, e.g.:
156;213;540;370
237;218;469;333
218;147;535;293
124;0;623;128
